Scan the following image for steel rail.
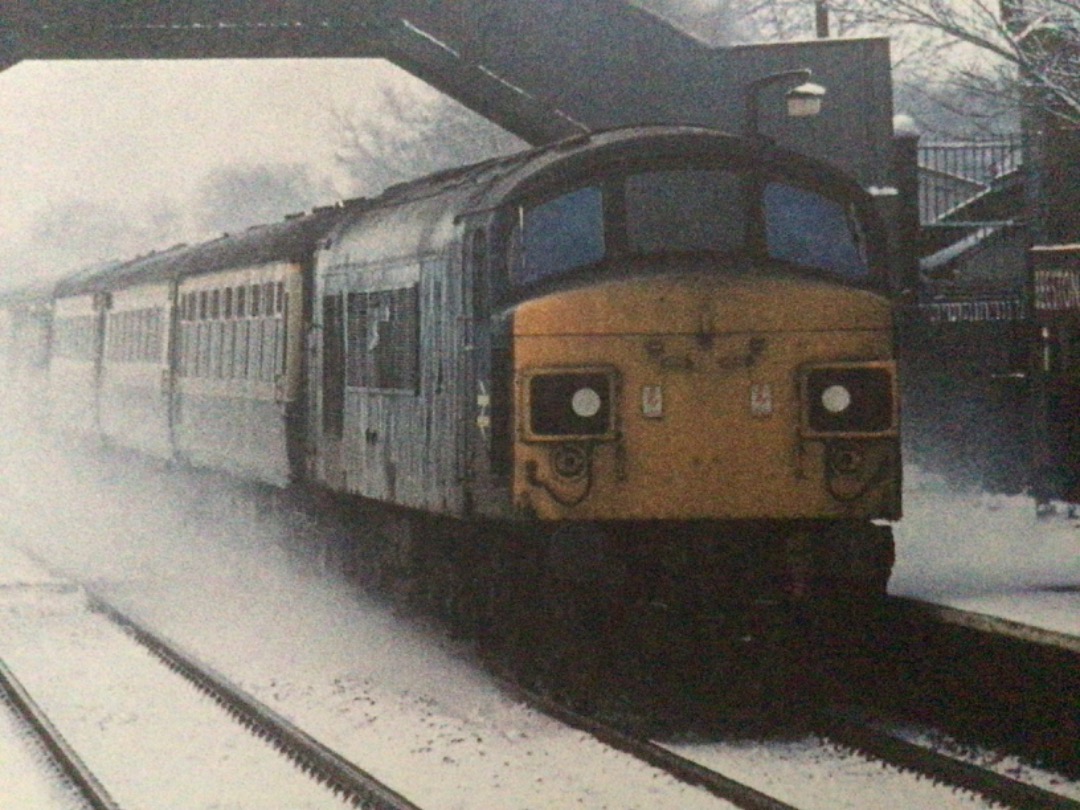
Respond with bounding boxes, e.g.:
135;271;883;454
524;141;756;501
0;654;122;810
84;594;422;810
817;713;1080;810
887;595;1080;655
497;678;801;810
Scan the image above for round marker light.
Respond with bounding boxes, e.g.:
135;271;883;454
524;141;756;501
821;384;852;414
571;387;603;418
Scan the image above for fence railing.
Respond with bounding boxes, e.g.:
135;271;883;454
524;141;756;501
918;135;1025;225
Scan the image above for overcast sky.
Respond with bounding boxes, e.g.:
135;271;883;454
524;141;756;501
0;58;432;287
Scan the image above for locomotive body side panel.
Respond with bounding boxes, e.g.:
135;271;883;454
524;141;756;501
98;281;173;459
312;197;478;515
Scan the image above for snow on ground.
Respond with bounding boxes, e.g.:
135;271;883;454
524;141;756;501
892;467;1080;635
0;420;1075;808
0;431;735;809
0;552;351;810
667;735;1003;810
0;698;86;810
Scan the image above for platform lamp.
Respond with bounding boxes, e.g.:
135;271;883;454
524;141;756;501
742;69;827;253
743;68;826;140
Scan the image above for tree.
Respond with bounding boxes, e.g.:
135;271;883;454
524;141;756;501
24;197;185;277
195;162;330;236
331;83;523;199
634;0;1076;135
833;0;1080;129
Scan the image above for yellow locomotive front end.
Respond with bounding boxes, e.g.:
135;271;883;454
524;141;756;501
512;271;899;524
483;129;900;617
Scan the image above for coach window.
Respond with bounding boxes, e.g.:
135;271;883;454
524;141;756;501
469;228;489;316
224;288;233;319
237;285;247;318
199;294;212;376
251;284;261;317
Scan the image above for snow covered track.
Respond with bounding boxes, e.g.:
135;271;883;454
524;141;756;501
0;542;411;809
816;713;1080;810
87;594;423;810
499;680;801;810
0;653;119;810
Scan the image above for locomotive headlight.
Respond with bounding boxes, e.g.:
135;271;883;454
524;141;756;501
803;364;896;436
525;369;617;440
820;384;852;414
571;386;603;418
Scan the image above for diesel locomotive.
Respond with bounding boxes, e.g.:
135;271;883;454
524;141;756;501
1;125;900;659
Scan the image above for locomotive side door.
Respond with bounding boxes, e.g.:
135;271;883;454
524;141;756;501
315;286;347;490
457;222;495;513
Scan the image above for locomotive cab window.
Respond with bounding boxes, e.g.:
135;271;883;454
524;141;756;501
764;182;869;280
504;162;879;294
515;186;605;285
625;169;744;254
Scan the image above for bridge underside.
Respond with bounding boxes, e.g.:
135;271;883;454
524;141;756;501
0;1;894;186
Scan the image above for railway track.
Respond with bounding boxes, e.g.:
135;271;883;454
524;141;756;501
0;653;120;810
857;595;1080;777
510;678;1080;810
86;594;422;810
4;542;421;810
497;678;804;810
815;712;1080;810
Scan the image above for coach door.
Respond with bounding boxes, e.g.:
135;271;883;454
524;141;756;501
165;280;181;456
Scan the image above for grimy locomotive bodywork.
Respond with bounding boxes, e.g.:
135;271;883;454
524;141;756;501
1;126;899;650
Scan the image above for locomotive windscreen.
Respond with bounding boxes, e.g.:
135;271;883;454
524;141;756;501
510;162;875;289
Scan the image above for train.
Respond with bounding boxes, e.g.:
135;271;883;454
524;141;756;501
0;125;900;680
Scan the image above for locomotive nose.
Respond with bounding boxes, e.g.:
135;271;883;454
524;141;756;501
510;271;898;522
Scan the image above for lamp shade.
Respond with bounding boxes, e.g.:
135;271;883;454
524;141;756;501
786;82;826;118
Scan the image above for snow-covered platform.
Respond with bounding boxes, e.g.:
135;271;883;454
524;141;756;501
892;469;1079;641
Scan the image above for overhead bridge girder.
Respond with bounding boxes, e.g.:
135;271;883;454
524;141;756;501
0;0;894;185
0;0;590;143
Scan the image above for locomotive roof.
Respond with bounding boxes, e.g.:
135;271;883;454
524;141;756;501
40;125;866;300
362;124;867;210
